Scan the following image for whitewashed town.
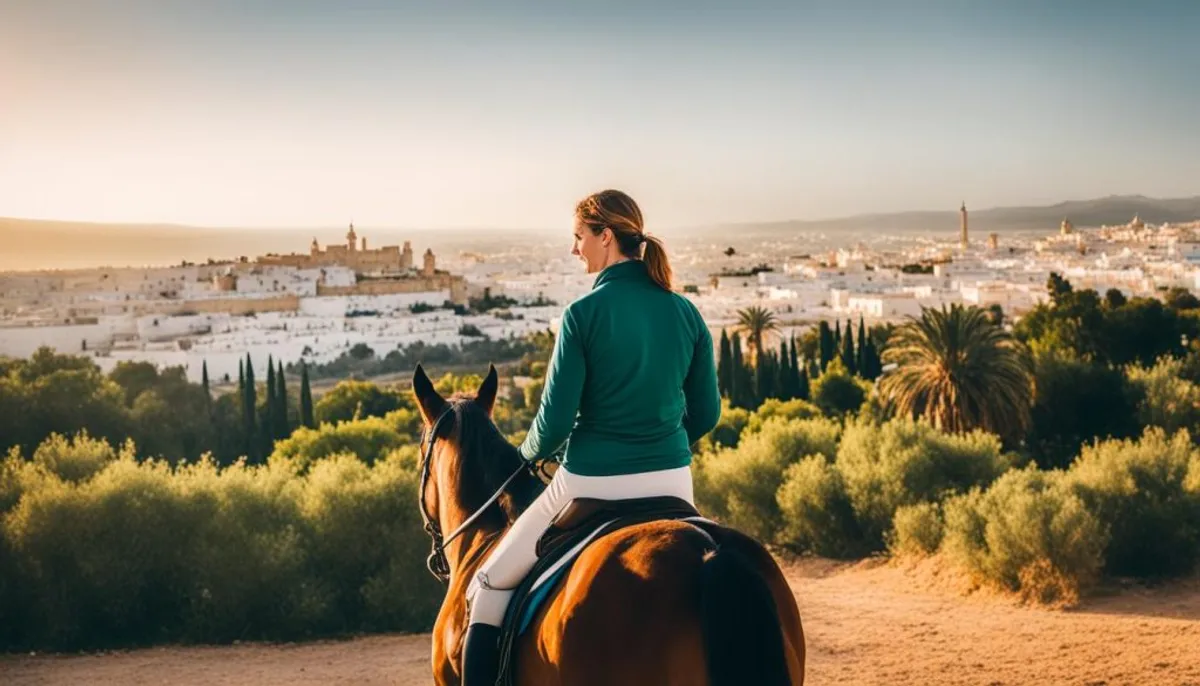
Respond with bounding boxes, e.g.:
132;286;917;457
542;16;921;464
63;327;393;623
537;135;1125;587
3;204;1200;384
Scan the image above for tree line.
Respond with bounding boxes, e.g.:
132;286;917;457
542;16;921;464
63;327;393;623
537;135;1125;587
716;305;886;411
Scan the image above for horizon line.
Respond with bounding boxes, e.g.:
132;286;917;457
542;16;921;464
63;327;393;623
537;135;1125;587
2;191;1196;234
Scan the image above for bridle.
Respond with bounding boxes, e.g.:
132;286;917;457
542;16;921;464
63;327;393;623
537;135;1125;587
419;406;540;584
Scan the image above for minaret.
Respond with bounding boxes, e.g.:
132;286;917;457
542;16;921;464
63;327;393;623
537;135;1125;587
422;248;436;277
959;202;969;250
402;241;414;269
347;223;357;252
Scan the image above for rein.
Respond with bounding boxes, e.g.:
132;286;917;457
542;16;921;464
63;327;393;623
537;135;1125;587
419;407;540;584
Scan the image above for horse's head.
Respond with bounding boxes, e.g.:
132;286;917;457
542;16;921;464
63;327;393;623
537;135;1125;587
412;363;540;579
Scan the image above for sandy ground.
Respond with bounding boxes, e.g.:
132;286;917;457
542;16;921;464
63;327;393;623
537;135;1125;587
3;557;1198;686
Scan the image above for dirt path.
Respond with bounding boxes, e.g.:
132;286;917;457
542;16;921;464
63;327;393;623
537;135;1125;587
3;557;1198;686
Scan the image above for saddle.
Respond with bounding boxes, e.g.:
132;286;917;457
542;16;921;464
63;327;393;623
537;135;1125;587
491;495;716;686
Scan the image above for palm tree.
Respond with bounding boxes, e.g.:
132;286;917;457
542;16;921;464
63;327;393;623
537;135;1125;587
735;305;780;365
879;303;1034;439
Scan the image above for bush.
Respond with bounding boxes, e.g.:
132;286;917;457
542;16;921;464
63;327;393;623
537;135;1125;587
776;455;864;557
941;467;1106;606
1125;356;1200;437
313;380;407;426
745;398;822;435
271;416;409;470
695;417;840;541
1;436;443;651
298;452;443;631
31;431;121;483
890;501;944;557
1066;427;1200;578
810;360;869;418
703;400;751;449
836;417;1010;547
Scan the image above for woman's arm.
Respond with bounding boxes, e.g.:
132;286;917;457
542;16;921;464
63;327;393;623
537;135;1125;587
519;308;586;461
682;324;721;444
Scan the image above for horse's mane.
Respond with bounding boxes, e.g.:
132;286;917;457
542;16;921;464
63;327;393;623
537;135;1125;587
446;395;544;527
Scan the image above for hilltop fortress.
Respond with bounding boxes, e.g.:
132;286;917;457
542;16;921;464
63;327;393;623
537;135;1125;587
257;224;434;276
216;224;468;303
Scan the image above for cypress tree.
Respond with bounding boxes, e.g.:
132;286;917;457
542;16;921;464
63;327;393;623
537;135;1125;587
300;361;315;429
201;360;211;397
789;336;803;399
856;317;868;373
717;329;733;399
840;320;857;375
266;354;276;427
774;342;790;400
861;337;883;381
276;360;289;439
834;320;842;351
818;321;835;370
238;359;244;397
755;350;773;404
808;357;821;379
730;332;746;408
243;354;257;462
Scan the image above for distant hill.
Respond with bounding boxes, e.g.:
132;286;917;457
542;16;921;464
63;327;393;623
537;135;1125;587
704;194;1200;238
0;218;538;272
4;194;1199;271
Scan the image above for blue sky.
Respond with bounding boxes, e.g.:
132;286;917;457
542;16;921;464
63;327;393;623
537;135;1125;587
1;0;1197;229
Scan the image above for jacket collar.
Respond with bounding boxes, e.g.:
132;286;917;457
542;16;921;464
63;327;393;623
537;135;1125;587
592;259;647;290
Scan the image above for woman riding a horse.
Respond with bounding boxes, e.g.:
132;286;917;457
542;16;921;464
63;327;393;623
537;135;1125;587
414;189;806;685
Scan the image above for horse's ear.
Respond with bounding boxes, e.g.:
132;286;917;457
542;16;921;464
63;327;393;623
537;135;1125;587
412;364;447;425
476;364;499;416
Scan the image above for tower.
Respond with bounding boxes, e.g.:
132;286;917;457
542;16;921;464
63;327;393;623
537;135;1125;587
310;237;320;257
347;223;357;252
422;248;436;277
959;202;969;249
401;241;414;269
1061;218;1074;235
988;233;999;250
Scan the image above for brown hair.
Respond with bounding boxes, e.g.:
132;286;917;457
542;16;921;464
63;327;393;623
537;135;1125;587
575;189;674;291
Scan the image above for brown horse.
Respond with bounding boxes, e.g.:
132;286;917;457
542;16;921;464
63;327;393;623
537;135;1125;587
413;364;806;686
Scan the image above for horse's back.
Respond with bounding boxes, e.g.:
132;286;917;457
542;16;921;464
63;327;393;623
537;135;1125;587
517;519;804;686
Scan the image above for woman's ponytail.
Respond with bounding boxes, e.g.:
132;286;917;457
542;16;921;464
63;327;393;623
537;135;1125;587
641;234;674;292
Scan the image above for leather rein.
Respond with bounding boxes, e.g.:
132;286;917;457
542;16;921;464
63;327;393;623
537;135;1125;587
419;407;540;584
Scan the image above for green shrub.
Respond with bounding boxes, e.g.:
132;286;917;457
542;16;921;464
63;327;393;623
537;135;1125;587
1066;427;1200;578
313;380;408;426
810;360;869;418
709;401;751;448
173;457;321;643
1;434;444;651
776;455;864;557
745;398;822;435
31;431;121;483
890;501;944;557
695;417;840;541
836;417;1010;547
298;452;441;631
1125;356;1200;436
942;467;1106;606
6;455;203;647
271;416;408;470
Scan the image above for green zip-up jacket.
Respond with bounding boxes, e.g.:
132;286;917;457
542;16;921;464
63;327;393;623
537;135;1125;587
518;259;721;476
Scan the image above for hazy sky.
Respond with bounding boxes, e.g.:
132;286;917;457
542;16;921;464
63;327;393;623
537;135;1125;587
2;0;1198;230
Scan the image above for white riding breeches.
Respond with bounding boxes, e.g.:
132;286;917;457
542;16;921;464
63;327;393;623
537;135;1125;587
466;464;695;627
